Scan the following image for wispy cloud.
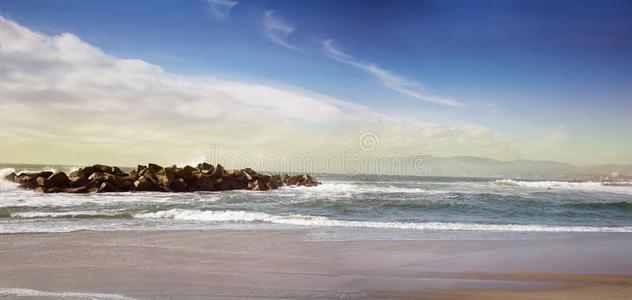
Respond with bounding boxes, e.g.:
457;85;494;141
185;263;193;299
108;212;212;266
206;0;238;19
262;10;299;51
323;39;462;107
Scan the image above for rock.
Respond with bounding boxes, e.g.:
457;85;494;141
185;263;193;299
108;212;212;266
175;165;198;182
286;175;299;186
304;174;319;187
147;163;163;174
170;178;188;192
97;182;118;193
127;170;139;180
210;164;226;178
134;176;157;191
68;175;89;188
93;164;113;174
217;178;247;190
47;172;69;188
116;176;136;191
16;173;37;188
191;175;214;191
139;164;161;184
281;174;289;183
37;171;54;179
70;166;95;179
242;168;258;181
253;179;269;191
35;176;48;188
112;166;125;176
198;163;215;174
89;172;115;183
4;172;16;182
226;169;243;178
9;163;320;193
266;177;280;190
156;167;175;187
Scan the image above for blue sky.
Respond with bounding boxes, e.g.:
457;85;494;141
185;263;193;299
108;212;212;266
1;0;631;165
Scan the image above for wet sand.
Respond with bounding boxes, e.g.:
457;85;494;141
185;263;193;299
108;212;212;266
1;229;631;299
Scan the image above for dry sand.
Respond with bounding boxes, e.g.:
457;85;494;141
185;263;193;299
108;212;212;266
1;229;631;299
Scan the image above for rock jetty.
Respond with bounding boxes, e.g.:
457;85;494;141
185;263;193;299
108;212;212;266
3;163;319;193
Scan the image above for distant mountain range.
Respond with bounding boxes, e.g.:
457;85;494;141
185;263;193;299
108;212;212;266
419;156;632;179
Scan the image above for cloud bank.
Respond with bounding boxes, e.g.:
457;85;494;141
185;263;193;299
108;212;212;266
0;17;516;168
323;39;462;107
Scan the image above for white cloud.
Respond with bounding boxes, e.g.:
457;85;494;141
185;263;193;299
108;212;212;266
206;0;238;19
262;10;299;51
0;17;516;168
323;39;462;107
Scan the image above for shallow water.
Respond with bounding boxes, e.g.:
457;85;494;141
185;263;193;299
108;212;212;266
1;164;632;235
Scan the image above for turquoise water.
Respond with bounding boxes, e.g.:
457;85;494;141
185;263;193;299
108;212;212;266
1;164;631;234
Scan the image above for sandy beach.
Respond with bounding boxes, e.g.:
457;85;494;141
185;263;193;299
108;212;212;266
1;229;631;299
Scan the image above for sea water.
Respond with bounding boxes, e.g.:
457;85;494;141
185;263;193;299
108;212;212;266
1;164;631;237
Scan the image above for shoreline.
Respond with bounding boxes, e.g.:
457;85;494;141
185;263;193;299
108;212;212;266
1;229;631;299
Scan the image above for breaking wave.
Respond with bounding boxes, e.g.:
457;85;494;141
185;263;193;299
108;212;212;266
135;209;632;233
495;179;632;194
9;210;133;219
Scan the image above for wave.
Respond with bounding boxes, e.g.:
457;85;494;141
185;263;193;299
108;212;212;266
495;179;632;194
9;210;132;219
285;182;438;196
0;288;137;300
135;209;632;233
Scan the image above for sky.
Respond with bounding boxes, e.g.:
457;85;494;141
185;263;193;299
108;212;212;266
0;0;631;169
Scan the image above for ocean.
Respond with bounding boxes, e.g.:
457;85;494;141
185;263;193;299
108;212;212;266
1;164;632;237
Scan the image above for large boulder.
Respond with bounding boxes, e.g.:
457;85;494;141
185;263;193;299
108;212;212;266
190;175;214;191
68;175;89;188
69;166;96;179
97;181;118;193
112;166;125;176
156;167;175;187
197;163;215;174
35;176;49;188
47;172;69;188
303;174;319;187
93;164;113;174
15;173;38;188
210;164;226;178
175;165;198;182
170;178;188;192
134;176;157;191
4;172;16;182
89;172;115;183
241;168;258;181
115;175;136;191
37;171;54;178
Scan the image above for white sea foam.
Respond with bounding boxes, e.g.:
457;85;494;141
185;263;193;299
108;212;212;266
495;179;632;194
135;209;632;233
286;182;433;197
10;210;124;218
0;191;221;208
0;288;136;299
